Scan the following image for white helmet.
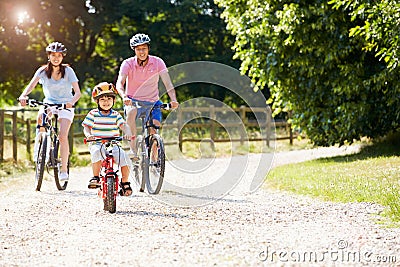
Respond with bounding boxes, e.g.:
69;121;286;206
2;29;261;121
46;42;67;56
129;33;150;50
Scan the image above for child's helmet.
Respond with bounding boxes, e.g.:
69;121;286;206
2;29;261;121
46;42;67;56
92;82;118;101
130;33;151;49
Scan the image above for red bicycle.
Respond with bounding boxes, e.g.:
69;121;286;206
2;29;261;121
84;136;125;213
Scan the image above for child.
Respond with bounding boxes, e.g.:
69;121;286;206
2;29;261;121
82;82;133;196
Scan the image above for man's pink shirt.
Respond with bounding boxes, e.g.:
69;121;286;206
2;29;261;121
119;55;168;102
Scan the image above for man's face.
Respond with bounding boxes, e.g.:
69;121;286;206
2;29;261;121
134;44;149;61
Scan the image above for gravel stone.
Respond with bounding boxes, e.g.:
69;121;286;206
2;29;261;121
0;145;399;266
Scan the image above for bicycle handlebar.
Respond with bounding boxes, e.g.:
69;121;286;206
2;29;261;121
18;98;74;109
83;136;123;144
131;101;171;110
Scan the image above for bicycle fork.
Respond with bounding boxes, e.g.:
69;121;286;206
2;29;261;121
98;171;119;199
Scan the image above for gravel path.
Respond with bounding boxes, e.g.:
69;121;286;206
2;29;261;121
1;145;399;266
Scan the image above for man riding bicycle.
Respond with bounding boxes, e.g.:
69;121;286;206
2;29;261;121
115;33;179;159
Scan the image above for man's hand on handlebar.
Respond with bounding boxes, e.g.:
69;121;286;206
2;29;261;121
123;97;132;106
170;101;179;109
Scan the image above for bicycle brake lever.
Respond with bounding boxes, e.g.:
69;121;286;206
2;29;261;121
28;99;38;107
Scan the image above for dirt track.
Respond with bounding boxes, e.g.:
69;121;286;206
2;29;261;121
1;146;399;266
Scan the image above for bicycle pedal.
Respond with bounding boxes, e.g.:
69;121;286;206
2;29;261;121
88;184;100;189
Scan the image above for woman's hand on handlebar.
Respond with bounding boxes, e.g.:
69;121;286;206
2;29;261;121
65;102;74;109
18;96;28;107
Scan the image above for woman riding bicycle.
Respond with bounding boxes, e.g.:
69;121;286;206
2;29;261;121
115;33;179;159
18;42;81;181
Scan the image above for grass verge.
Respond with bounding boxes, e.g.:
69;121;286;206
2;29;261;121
265;133;400;222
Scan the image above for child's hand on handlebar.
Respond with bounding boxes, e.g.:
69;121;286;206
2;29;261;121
123;133;132;141
86;135;96;141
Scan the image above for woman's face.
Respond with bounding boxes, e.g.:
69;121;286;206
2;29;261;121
48;52;64;66
134;44;149;61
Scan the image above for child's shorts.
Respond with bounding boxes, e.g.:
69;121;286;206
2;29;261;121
89;143;129;167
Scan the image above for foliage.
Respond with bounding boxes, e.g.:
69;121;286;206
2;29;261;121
330;0;400;70
215;0;400;146
0;0;239;108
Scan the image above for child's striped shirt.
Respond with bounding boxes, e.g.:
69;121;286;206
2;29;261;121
82;109;125;138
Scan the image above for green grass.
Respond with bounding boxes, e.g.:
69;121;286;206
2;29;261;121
265;133;400;222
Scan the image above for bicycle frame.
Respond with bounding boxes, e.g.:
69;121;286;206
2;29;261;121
27;99;70;191
134;102;170;144
132;102;170;194
85;137;123;213
98;141;119;200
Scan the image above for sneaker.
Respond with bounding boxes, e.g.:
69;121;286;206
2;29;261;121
128;150;140;161
59;171;69;181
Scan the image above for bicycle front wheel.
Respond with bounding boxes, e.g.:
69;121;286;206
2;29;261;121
34;133;47;191
52;139;69;190
134;135;146;192
104;175;117;213
146;134;165;194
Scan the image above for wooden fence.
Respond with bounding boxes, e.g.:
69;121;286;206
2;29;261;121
0;106;295;162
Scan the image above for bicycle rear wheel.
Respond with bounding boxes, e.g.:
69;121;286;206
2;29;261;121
34;133;47;191
146;134;165;194
52;139;69;190
134;135;146;192
104;175;117;213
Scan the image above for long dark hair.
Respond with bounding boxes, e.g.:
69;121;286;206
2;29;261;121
43;62;69;79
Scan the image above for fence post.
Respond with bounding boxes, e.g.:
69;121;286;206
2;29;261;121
210;105;215;143
178;108;183;152
0;110;4;162
266;107;271;147
12;111;18;161
288;111;293;145
239;105;246;145
27;118;31;157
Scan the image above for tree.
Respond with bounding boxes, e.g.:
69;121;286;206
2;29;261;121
0;0;241;108
215;0;400;146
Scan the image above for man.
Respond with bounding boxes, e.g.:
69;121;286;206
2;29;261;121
116;33;179;158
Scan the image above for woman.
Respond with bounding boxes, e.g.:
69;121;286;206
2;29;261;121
19;41;81;181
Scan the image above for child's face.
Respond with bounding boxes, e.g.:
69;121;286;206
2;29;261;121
98;96;114;110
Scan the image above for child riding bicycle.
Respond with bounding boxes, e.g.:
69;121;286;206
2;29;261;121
82;82;133;196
